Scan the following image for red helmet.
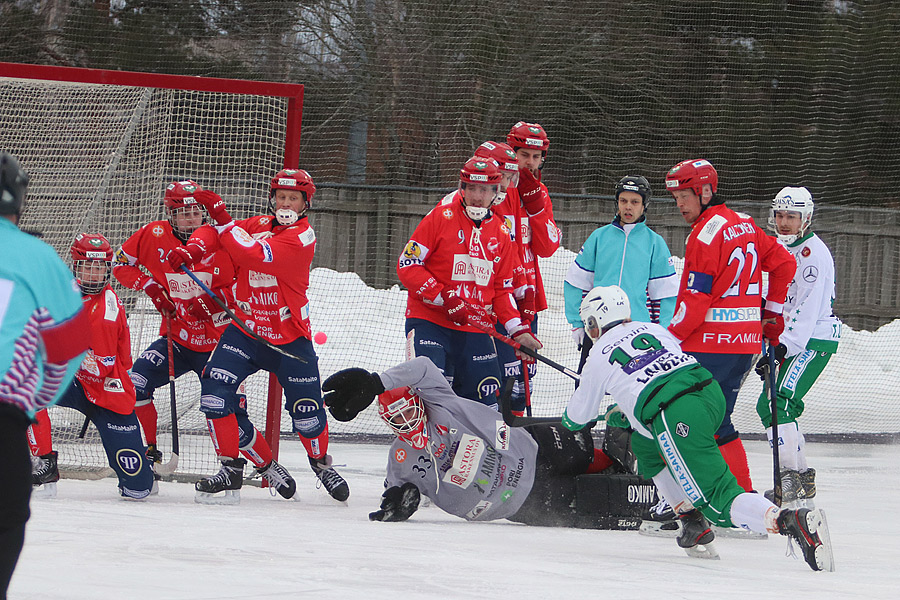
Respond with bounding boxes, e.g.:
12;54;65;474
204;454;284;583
459;156;502;186
474;141;518;173
269;168;316;206
506;121;550;154
665;159;718;196
378;387;428;450
70;233;113;295
164;180;203;211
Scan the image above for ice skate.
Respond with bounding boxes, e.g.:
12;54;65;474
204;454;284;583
711;524;768;540
195;457;246;505
638;498;679;538
32;451;59;499
676;510;720;560
254;459;297;500
146;444;163;481
765;468;805;505
309;455;350;502
797;468;816;508
777;508;834;572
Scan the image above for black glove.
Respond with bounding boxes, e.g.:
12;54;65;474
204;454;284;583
322;368;385;421
755;343;788;380
369;482;421;522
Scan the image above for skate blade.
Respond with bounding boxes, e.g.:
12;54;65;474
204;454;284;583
807;509;835;572
683;541;720;560
712;525;768;540
194;489;240;505
639;520;680;539
32;482;58;499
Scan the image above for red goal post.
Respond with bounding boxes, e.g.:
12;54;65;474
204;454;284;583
0;62;303;477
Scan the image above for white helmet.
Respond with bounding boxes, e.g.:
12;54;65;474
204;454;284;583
580;285;631;339
769;186;814;245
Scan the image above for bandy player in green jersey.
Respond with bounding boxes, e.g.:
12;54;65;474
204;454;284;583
561;285;834;571
754;187;841;506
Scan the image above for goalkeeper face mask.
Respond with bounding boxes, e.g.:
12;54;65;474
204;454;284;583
378;388;428;450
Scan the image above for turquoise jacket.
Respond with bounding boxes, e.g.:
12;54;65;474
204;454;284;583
564;216;678;328
0;218;84;418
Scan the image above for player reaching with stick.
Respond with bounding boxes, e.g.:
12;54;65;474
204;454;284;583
114;181;284;489
29;234;155;500
170;169;349;505
563;285;834;571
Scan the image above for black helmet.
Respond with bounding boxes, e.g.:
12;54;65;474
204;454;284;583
0;152;29;217
614;175;652;208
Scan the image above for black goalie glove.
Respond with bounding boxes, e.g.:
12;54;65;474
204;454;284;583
369;482;421;522
754;343;788;380
322;367;385;422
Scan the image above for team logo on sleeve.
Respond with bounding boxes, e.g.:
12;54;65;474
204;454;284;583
403;241;421;259
443;208;454;220
394;448;407;463
152;225;165;238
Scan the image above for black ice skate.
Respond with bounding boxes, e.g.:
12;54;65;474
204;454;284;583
195;457;246;505
676;509;720;560
800;468;817;504
32;451;59;498
638;498;679;538
146;444;163;481
254;460;297;500
765;468;805;505
777;508;835;572
309;455;350;502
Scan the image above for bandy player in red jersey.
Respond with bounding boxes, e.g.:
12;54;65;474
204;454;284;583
665;159;795;492
113;181;288;495
399;157;541;407
169;169;349;505
29;234;155;499
474;129;561;415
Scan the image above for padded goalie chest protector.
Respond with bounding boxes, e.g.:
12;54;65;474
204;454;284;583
574;474;657;530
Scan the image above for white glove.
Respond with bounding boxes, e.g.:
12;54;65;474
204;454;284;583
571;326;585;347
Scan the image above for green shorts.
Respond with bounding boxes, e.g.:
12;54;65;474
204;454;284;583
757;349;833;427
631;368;747;528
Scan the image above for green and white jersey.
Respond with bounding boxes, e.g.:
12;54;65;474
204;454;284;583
563;321;697;439
781;232;841;357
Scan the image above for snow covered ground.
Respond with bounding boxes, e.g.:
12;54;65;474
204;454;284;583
11;439;899;599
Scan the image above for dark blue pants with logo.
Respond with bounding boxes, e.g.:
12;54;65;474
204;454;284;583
495;315;538;412
405;318;502;407
57;380;155;498
131;336;261;447
686;352;754;444
199;325;325;440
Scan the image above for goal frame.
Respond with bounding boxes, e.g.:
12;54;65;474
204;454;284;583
0;61;304;462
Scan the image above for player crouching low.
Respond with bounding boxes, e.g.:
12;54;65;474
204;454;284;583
29;234;156;499
562;285;834;571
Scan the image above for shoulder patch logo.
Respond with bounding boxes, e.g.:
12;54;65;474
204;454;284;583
675;422;690;438
696;214;728;246
802;247;811;257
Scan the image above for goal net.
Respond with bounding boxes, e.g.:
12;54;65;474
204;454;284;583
0;64;304;478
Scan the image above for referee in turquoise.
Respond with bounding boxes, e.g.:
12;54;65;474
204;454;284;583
0;152;90;596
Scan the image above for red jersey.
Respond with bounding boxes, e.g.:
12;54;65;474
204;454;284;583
495;183;561;312
113;220;235;351
668;204;796;354
400;195;523;333
191;216;315;345
75;287;135;414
